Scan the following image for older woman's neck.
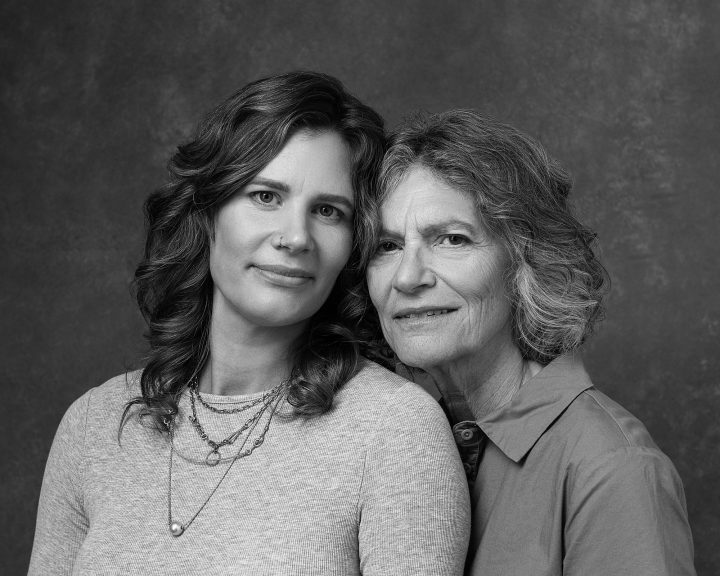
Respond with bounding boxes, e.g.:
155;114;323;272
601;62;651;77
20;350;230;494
428;342;536;422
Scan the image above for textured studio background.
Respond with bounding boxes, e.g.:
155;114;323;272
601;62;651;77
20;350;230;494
1;1;719;574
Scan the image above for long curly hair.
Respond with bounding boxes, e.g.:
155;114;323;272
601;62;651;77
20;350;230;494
125;71;385;432
369;110;609;365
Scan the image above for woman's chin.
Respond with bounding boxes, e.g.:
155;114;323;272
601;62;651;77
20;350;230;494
394;350;442;374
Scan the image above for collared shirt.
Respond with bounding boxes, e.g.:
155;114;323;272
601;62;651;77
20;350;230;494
450;353;695;576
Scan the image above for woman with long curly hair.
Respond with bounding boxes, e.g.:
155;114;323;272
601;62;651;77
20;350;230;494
29;72;470;575
366;110;695;575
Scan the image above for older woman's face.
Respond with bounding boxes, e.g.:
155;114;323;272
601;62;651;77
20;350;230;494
367;165;514;371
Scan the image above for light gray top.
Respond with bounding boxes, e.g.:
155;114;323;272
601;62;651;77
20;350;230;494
29;359;470;575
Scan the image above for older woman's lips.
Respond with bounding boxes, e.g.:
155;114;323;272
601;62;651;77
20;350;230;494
252;264;314;287
393;308;458;320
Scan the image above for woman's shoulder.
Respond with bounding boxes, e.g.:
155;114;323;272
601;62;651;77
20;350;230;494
63;370;142;427
558;389;689;518
561;388;658;452
336;360;465;496
333;358;448;426
90;369;142;406
50;370;143;450
556;387;680;479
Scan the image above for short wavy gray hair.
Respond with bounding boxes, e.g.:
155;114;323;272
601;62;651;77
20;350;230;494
375;110;609;364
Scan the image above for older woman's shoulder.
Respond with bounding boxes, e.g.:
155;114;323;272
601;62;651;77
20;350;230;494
554;387;675;476
562;388;659;451
554;388;688;521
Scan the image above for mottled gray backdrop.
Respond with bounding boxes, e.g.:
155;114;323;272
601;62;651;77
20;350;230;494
1;1;718;575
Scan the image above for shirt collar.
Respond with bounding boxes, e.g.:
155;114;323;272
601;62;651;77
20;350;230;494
476;352;593;463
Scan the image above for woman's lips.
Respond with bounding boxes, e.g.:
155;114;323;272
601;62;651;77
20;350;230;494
391;307;459;328
252;264;314;287
393;307;458;319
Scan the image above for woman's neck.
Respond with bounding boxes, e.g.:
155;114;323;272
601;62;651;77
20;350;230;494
198;304;306;396
425;339;540;422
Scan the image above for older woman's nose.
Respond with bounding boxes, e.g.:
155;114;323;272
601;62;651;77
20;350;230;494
392;247;436;293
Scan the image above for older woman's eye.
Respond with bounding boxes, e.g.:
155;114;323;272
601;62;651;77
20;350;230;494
439;234;468;246
376;240;400;253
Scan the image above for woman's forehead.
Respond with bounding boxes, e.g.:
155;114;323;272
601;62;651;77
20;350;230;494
381;166;474;212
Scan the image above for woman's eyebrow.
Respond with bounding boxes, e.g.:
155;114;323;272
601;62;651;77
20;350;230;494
315;193;355;211
246;177;290;192
417;219;476;236
377;227;404;240
404;219;477;239
377;219;476;240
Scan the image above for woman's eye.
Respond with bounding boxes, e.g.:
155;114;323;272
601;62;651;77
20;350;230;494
317;204;340;219
439;234;468;246
251;191;278;205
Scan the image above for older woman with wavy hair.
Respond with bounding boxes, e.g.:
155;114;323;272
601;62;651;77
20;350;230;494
29;73;470;575
366;110;695;575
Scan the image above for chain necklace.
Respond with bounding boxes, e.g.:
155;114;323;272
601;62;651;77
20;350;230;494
167;391;284;538
190;376;283;414
188;384;281;465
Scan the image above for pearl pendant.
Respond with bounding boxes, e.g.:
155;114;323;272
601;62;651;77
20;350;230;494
170;521;185;537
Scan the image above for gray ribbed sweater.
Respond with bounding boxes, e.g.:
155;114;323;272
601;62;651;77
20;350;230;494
29;359;470;575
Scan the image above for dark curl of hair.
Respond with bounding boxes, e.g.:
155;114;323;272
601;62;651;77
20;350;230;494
370;110;609;365
125;71;385;432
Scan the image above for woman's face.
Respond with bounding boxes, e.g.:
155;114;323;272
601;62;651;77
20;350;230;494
209;129;355;333
367;165;514;371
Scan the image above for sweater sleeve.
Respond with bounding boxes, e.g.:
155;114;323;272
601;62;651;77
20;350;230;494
564;446;696;576
357;382;471;576
28;389;93;576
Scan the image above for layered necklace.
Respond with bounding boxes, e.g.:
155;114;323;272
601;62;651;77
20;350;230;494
166;377;287;537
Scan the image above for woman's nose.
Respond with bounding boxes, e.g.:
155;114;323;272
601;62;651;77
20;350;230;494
273;212;314;253
392;247;436;293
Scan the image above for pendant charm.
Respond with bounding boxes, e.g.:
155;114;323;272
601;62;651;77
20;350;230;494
206;448;221;466
170;521;185;537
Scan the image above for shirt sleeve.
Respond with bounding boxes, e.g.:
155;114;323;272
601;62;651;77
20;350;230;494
564;446;696;576
28;389;93;576
357;382;471;576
